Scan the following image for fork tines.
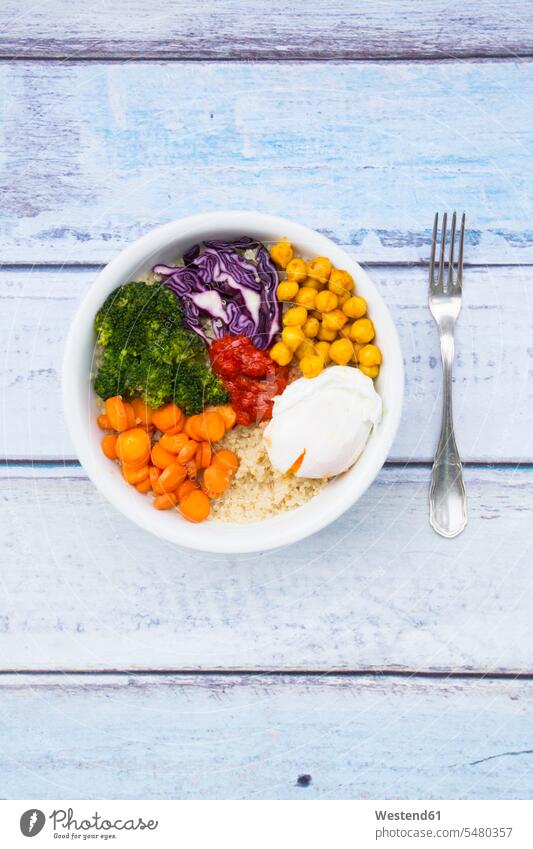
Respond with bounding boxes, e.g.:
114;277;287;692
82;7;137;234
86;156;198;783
429;211;465;293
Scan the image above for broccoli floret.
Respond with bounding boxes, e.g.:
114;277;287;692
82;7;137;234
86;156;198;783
172;362;229;415
93;348;129;400
122;355;175;410
154;322;204;367
93;281;228;414
202;369;231;408
95;282;186;359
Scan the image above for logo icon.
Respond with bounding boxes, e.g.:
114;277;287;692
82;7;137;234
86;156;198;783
20;810;45;837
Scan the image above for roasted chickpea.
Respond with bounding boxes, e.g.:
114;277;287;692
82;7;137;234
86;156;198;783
306;256;332;284
296;339;316;360
349;318;375;344
282;325;306;352
301;276;322;291
295;286;317;309
328;268;354;296
277;280;299;302
269;240;293;269
300;354;324;378
317;324;337;342
329;338;354;366
283;305;308;326
303;316;320;338
269;341;293;366
337;291;350;307
352;341;364;362
359;364;379;379
339;325;352;340
315;341;331;365
343;295;367;319
286;258;307;283
358;344;382;367
322;308;348;333
315;290;338;313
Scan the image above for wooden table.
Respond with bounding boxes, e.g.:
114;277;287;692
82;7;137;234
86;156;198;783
1;0;532;799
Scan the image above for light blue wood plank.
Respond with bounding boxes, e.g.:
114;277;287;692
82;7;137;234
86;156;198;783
2;61;533;263
1;265;531;462
1;674;532;799
1;0;531;59
1;465;532;671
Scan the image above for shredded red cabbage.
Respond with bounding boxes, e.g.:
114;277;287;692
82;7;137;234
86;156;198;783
154;237;280;350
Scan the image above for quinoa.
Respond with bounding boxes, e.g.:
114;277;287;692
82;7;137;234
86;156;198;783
210;425;327;523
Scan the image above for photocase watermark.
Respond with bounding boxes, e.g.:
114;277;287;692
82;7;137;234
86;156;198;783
20;809;46;837
19;807;159;839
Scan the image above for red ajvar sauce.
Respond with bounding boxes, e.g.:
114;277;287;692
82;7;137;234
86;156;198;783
209;335;288;426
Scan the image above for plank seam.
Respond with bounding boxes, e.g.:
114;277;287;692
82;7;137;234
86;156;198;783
0;669;532;679
0;54;532;63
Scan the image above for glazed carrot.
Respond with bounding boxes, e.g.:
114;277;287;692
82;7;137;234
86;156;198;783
184;416;203;440
177;440;198;464
122;450;150;471
152;467;185;495
159;432;189;454
164;420;185;436
122;464;150;485
212;449;239;475
135;476;152;494
177;479;198;501
179;490;210;523
151;476;165;495
124;402;136;429
153;492;178;510
152;403;184;433
203;464;231;494
205;405;237;431
105;396;129;432
201;481;221;500
131;397;153;427
158;463;187;493
193;412;225;440
189;413;209;442
198;412;225;443
195;441;212;469
185;459;198;480
151;442;178;469
101;434;118;460
219;405;237;430
149;466;160;490
115;428;150;464
97;413;112;431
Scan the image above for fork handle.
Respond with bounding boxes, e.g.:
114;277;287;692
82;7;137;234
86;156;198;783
429;329;468;538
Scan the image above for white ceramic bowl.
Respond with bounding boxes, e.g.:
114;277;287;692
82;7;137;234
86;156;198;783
63;212;404;554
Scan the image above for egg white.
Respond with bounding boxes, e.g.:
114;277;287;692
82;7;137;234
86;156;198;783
263;366;382;479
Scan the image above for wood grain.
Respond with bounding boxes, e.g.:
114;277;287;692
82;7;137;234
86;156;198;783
1;1;532;59
2;61;533;264
1;673;533;799
2;265;531;463
1;465;532;672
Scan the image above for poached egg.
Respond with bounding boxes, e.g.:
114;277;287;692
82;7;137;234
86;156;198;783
263;366;382;479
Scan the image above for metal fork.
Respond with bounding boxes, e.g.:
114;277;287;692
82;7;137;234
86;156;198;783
428;211;467;538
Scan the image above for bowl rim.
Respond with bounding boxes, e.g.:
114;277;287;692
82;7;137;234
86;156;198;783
62;211;404;553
